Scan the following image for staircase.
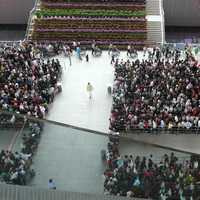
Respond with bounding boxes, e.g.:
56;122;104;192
146;0;165;45
146;0;160;15
147;19;163;44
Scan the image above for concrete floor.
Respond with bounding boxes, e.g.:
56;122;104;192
28;123;189;195
29;123;108;194
119;138;190;163
0;129;18;150
124;133;200;155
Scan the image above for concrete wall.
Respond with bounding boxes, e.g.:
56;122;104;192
164;0;200;27
0;0;200;26
0;0;35;24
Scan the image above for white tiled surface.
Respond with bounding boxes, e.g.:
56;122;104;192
47;51;140;133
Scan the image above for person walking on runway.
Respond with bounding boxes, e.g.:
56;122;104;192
86;82;93;99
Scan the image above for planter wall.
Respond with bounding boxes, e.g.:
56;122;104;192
42;0;146;3
31;0;147;49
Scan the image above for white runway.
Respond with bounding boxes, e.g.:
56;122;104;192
47;51;145;132
47;51;129;132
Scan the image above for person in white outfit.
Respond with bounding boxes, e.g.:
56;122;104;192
86;82;93;99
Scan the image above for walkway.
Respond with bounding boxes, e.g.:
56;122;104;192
124;133;200;155
29;122;108;194
47;51;131;133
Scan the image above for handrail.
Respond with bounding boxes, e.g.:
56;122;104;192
123;127;200;135
0;40;21;44
117;155;192;164
0;183;150;200
25;0;40;40
160;0;165;44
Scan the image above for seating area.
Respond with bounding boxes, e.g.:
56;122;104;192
109;46;200;132
0;121;42;185
31;0;147;49
104;134;200;199
0;42;62;118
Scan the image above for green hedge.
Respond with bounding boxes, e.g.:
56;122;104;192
34;19;146;30
32;31;147;40
35;8;146;18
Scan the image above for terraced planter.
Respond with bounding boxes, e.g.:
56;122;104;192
32;0;147;49
32;31;147;40
42;0;146;3
41;2;145;11
36;9;146;18
34;18;146;30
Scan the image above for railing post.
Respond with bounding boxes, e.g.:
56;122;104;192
160;0;165;44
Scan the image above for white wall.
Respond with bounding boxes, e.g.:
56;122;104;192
164;0;200;27
0;0;35;24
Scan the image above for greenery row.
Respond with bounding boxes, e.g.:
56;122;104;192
35;9;146;18
34;19;146;30
41;3;145;11
41;0;146;3
32;32;146;40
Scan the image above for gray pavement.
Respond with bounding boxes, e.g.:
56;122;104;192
119;137;190;162
29;123;108;194
124;133;200;155
0;129;18;150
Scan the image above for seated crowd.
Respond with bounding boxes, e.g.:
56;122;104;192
104;136;200;199
0;121;42;185
0;41;62;118
110;46;200;132
0;41;60;185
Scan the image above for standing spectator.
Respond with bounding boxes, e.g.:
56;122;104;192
76;46;82;60
64;45;72;66
91;40;96;56
72;41;77;51
111;54;115;65
127;45;131;56
108;43;113;55
86;54;89;62
48;179;56;190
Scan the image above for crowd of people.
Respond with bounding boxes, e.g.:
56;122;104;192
104;135;200;199
110;46;200;132
0;120;42;185
0;41;62;118
0;41;61;185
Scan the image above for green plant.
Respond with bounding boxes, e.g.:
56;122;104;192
35;8;146;18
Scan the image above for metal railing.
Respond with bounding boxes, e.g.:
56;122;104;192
160;0;165;44
123;127;200;135
0;183;150;200
25;0;40;40
0;41;21;45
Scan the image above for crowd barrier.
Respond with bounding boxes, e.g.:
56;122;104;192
124;127;200;135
